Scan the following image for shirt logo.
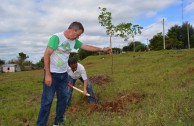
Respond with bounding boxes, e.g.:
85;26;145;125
57;43;71;54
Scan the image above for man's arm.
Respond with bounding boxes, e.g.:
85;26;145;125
44;47;54;86
83;79;88;96
80;44;112;53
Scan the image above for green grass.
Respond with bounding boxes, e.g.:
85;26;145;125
0;49;194;126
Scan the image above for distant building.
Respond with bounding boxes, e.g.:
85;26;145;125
2;64;21;72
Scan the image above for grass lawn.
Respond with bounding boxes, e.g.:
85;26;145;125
0;49;194;126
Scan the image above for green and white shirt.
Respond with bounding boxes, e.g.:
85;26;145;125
47;32;83;73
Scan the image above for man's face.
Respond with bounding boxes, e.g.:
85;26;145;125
70;63;77;72
69;29;82;40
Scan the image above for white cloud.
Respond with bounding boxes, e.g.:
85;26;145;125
0;0;193;63
184;1;194;13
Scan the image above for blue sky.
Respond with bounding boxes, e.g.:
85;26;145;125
0;0;194;63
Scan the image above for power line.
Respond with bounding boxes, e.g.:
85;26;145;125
141;20;163;32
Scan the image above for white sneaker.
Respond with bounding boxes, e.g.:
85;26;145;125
53;122;64;126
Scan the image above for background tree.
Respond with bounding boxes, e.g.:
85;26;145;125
78;49;98;60
150;22;194;50
0;59;5;65
122;45;130;52
98;7;143;75
112;47;122;54
116;23;143;52
165;25;183;49
149;32;165;50
122;41;146;52
36;57;44;68
18;52;29;70
98;7;118;75
180;22;194;48
8;59;18;64
135;43;147;52
131;41;147;52
23;61;33;66
18;52;29;63
98;7;116;48
98;7;143;49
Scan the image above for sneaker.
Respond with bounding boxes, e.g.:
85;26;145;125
53;122;65;126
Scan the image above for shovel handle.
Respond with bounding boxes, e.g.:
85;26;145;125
68;83;90;96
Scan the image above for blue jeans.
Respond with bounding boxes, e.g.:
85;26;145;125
37;72;68;126
66;76;97;106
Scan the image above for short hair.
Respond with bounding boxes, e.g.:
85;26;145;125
68;57;77;66
68;21;84;33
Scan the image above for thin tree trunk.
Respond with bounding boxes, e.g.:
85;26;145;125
110;36;113;83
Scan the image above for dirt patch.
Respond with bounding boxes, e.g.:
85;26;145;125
67;92;145;115
67;74;144;115
68;104;80;113
188;68;194;74
89;74;112;85
29;96;39;102
190;68;194;72
21;118;29;126
87;92;145;115
84;62;94;66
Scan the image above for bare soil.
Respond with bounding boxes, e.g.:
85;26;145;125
67;74;145;115
89;74;112;85
86;92;145;115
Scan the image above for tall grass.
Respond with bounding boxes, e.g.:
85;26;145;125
0;49;194;126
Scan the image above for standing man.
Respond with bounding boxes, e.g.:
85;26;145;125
66;57;97;107
37;21;111;126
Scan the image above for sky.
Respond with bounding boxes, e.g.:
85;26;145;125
0;0;194;64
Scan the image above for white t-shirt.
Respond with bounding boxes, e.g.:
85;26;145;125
47;32;83;73
67;63;87;80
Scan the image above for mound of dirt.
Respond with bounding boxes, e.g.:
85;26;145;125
67;74;144;115
68;104;80;113
87;92;145;115
89;74;112;85
21;118;29;126
84;62;94;66
67;92;145;116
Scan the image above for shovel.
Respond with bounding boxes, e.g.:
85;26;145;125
68;83;91;96
68;83;98;103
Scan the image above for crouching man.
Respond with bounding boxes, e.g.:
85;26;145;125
66;57;97;106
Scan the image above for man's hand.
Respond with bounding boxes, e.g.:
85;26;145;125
83;89;88;96
83;90;88;96
45;74;52;86
102;47;112;53
44;47;53;87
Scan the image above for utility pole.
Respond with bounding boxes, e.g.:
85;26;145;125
147;38;149;51
163;18;165;49
133;36;135;52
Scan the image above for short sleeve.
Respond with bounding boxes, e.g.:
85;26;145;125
47;35;59;50
74;39;83;49
80;70;87;80
79;64;87;80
